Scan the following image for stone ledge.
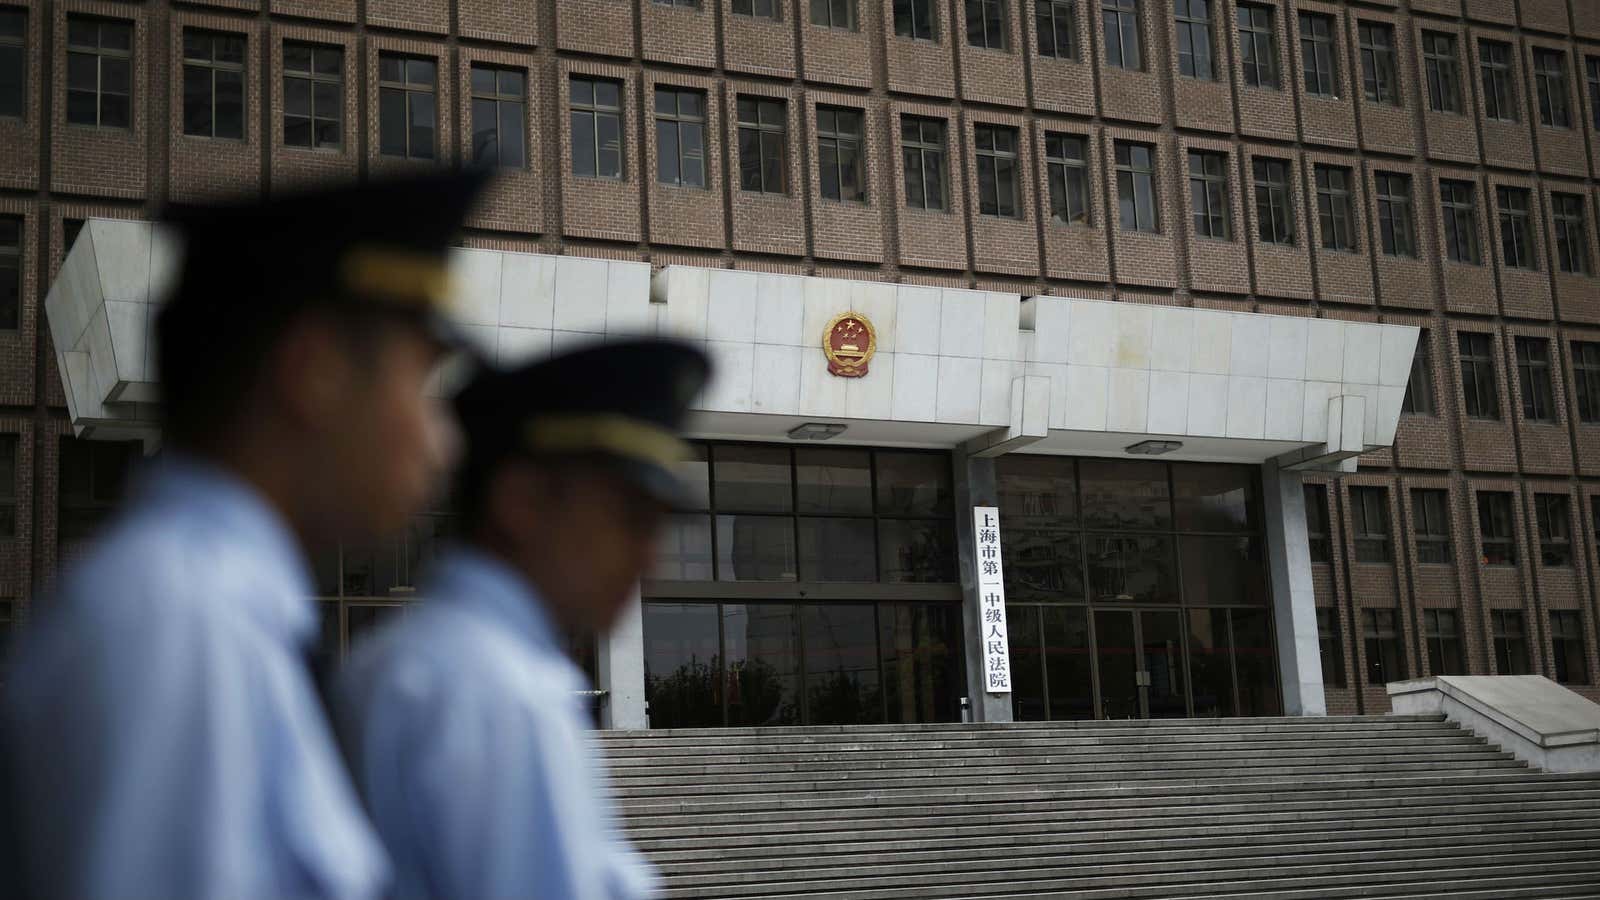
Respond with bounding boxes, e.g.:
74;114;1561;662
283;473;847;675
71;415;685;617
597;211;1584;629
1388;675;1600;773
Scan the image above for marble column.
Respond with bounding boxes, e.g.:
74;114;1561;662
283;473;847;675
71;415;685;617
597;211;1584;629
597;586;649;729
1263;459;1328;716
954;447;1013;723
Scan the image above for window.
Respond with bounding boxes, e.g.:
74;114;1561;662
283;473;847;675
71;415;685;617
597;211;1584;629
1115;141;1158;233
1252;158;1293;245
0;434;14;537
1175;0;1214;80
1374;172;1415;258
817;106;865;203
894;0;934;40
66;16;132;128
1350;486;1391;563
738;96;786;194
1535;494;1572;567
1411;489;1452;564
378;54;437;160
1491;610;1529;675
974;125;1020;218
1534;48;1571;129
471;65;526;170
1422;31;1461;114
655;88;706;188
1551;611;1589;685
1589;56;1600;129
570;76;623;179
1317;608;1345;688
0;215;17;332
1574;341;1600;424
1553;193;1591;275
1402;329;1435;416
734;0;780;19
1515;336;1555;423
1045;133;1089;225
811;0;856;30
1237;4;1277;89
1314;165;1355;252
58;438;137;555
1480;39;1517;122
0;8;23;119
966;0;1006;50
1459;332;1500;420
1363;609;1405;685
1036;0;1075;60
181;30;245;140
1497;187;1536;271
1424;610;1465;675
1477;491;1516;565
1299;13;1337;97
283;42;341;150
1188;151;1229;240
1357;22;1397;105
901;116;947;212
1440;179;1480;265
654;0;697;6
1305;484;1332;563
1103;0;1142;71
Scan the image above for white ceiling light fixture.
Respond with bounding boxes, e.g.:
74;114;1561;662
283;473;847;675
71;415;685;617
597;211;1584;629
1126;439;1183;456
788;422;848;441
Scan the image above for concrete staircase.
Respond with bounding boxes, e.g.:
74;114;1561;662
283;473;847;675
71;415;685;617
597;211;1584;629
598;715;1600;899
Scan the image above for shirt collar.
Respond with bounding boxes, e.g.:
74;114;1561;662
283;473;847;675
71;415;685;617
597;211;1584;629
424;545;564;657
133;452;317;642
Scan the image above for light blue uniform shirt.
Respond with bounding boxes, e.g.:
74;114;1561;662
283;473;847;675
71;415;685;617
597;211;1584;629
335;547;658;900
0;455;390;900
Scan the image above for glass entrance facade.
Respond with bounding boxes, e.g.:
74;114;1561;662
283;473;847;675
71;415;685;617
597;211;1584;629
999;456;1282;720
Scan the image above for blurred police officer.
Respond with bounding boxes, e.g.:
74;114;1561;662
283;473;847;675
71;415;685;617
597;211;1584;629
1;171;487;900
335;340;710;900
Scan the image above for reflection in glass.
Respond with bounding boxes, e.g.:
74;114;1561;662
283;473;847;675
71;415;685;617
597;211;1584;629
1231;608;1281;715
1143;611;1187;718
997;456;1078;520
1173;463;1259;532
1087;535;1177;603
717;515;797;581
1095;610;1139;719
876;452;954;516
796;448;873;514
725;604;801;726
879;519;956;583
713;445;792;512
798;517;877;581
879;603;962;724
653;514;713;581
643;603;722;729
1180;536;1268;606
1043;606;1094;719
1188;608;1234;717
802;604;882;725
1008;606;1046;721
1003;524;1083;601
672;444;711;510
347;603;404;642
1080;459;1172;531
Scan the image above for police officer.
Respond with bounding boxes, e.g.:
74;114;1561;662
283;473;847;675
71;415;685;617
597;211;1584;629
1;171;488;900
335;340;710;900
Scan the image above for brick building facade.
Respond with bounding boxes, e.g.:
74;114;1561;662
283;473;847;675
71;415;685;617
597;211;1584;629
2;0;1600;716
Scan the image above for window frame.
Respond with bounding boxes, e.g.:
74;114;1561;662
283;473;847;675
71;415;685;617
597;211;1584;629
1496;186;1536;271
0;214;19;332
1304;484;1332;563
1402;328;1436;416
1491;609;1529;675
1316;607;1346;687
1103;0;1143;71
1573;340;1600;424
1314;164;1355;252
0;433;15;539
893;0;936;41
654;86;708;189
1589;56;1600;130
1458;331;1501;420
282;40;343;151
1533;47;1571;129
1423;609;1465;676
1175;0;1216;81
1514;335;1556;423
1044;132;1090;226
1421;30;1462;114
1252;157;1294;246
1115;140;1159;233
810;0;858;31
901;115;948;212
1374;171;1415;258
0;7;25;121
965;0;1008;51
1534;494;1572;567
65;15;133;130
1357;21;1398;105
1350;486;1392;564
377;53;439;161
1187;149;1230;241
1298;12;1338;98
733;0;781;20
570;75;625;180
1237;3;1278;90
816;104;867;204
1362;608;1406;685
1551;610;1589;685
1410;489;1452;565
1440;178;1481;265
974;123;1021;219
1036;0;1076;60
1553;193;1591;275
1480;39;1518;123
737;95;788;195
181;29;246;141
470;64;527;171
1477;490;1517;566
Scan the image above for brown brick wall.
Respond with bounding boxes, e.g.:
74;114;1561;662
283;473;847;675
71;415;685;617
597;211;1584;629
0;0;42;192
644;72;725;251
804;90;886;264
725;0;797;80
1105;127;1178;288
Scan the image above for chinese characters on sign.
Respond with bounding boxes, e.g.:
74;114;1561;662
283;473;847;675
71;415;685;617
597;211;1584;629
973;506;1011;694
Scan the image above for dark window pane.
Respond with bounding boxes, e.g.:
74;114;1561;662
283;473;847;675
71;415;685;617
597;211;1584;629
877;519;955;583
215;70;244;139
798;517;877;582
409;92;436;159
1231;609;1281;716
997;455;1076;520
881;603;963;724
802;604;881;725
379;87;406;155
717;515;797;581
1086;534;1177;603
1180;536;1269;606
1172;463;1258;532
182;66;211;136
652;514;713;580
725;604;802;727
1008;606;1046;720
1079;459;1171;531
571;110;596;177
1188;608;1234;717
643;602;724;728
713;445;792;513
1003;525;1083;601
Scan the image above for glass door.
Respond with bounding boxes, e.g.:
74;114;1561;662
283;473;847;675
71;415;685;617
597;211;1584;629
1094;609;1187;719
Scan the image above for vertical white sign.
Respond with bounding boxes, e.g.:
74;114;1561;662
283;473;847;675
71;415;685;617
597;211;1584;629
973;506;1011;694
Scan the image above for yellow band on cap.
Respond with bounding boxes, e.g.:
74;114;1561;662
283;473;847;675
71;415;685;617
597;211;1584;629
524;414;690;470
339;246;451;310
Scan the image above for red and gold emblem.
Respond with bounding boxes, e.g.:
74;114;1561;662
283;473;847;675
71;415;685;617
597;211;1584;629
823;312;877;378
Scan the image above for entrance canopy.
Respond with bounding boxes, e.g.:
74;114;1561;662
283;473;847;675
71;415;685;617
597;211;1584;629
47;219;1418;470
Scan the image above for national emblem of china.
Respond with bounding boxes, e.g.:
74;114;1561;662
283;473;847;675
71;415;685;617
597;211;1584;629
823;312;876;377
